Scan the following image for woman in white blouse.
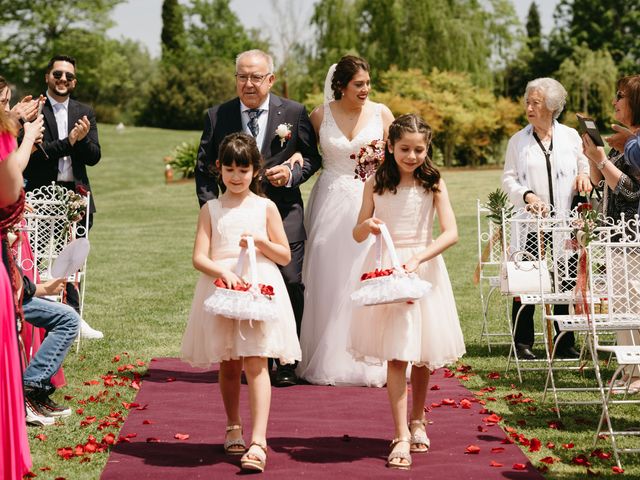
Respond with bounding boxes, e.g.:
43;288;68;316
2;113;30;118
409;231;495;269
502;77;591;361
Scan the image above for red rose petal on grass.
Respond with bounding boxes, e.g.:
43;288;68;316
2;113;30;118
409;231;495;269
487;371;501;379
63;395;74;401
490;460;503;467
56;447;74;460
146;437;160;443
572;454;591;466
130;380;141;390
142;419;154;425
517;419;527;426
174;433;190;440
546;441;555;449
83;380;100;385
548;420;564;430
501;437;514;444
612;466;624;474
84;443;97;453
102;433;116;445
55;477;67;480
512;463;527;470
562;442;575;449
24;471;36;478
483;413;502;424
491;447;505;453
165;377;176;382
504;426;517;433
40;467;51;471
35;433;47;442
74;445;85;456
538;465;549;474
121;402;140;409
465;444;481;454
112;355;120;363
430;384;440;390
529;438;542;452
540;456;557;464
79;457;91;464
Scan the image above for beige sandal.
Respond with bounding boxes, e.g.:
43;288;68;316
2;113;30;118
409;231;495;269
223;424;246;455
240;442;267;472
409;419;430;453
387;438;412;470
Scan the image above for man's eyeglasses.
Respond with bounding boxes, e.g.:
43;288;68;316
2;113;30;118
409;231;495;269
615;90;626;101
51;71;76;82
235;73;270;85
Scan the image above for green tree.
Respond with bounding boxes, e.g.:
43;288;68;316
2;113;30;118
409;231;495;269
525;1;542;51
0;0;123;91
556;44;618;125
550;0;640;75
161;0;185;58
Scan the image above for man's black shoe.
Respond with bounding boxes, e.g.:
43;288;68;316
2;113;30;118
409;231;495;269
555;346;580;359
273;366;297;387
515;343;536;360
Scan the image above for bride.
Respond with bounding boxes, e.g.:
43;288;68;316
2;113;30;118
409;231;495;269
296;56;394;386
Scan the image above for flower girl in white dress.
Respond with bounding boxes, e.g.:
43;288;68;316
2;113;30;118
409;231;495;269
351;114;466;470
181;133;301;473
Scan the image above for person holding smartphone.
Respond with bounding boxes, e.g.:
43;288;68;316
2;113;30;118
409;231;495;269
582;75;640;394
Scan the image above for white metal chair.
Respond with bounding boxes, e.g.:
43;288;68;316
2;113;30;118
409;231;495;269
475;199;511;351
23;183;91;349
586;233;640;468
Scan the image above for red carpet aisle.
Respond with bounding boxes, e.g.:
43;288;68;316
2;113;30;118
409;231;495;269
101;358;543;479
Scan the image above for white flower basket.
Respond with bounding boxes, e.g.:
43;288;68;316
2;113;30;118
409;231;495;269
351;224;431;306
204;237;279;323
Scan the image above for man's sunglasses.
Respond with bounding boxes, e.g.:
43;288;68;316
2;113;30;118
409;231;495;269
51;71;76;82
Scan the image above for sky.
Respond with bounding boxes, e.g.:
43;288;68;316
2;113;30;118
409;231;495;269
107;0;561;60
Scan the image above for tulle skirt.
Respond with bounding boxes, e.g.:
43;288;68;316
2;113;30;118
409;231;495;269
298;172;387;387
181;255;301;368
348;244;466;368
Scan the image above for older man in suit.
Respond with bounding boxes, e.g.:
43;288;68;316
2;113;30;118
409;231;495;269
196;49;322;387
23;54;103;340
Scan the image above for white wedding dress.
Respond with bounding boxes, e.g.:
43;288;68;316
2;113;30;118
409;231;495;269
297;101;387;387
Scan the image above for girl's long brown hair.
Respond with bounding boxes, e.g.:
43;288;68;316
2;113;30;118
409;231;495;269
374;113;440;195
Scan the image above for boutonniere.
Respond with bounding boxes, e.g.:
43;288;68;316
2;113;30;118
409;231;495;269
275;123;292;146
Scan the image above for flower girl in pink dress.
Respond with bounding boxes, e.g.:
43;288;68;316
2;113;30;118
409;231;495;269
181;133;301;473
351;114;465;470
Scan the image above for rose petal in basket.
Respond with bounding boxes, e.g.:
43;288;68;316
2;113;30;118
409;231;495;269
204;286;279;322
351;271;431;307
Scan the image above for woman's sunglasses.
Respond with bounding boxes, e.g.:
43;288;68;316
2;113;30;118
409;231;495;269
51;71;76;82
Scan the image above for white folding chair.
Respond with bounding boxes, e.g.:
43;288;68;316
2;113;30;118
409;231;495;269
476;199;511;351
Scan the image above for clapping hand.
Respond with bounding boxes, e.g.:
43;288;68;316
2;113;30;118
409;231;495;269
11;95;39;122
69;115;90;145
23;114;44;146
605;124;633;152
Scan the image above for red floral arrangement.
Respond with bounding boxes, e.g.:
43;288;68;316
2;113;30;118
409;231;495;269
213;278;274;299
352;139;385;182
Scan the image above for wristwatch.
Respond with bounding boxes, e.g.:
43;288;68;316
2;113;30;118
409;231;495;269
596;159;608;170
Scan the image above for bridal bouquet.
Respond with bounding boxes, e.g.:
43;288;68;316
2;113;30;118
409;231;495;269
352;139;385;182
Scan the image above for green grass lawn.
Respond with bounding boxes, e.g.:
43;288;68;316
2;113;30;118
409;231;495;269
24;124;639;478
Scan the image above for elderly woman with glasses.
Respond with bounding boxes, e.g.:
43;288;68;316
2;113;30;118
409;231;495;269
502;77;591;361
582;75;640;393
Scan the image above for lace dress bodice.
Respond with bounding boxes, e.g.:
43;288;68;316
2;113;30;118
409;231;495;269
319;102;384;177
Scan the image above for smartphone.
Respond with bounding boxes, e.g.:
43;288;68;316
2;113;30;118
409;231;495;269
576;113;604;147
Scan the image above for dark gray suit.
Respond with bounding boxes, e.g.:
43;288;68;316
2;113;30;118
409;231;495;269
195;94;322;335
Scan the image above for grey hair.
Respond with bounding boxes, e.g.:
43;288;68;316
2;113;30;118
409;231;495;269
235;49;275;73
524;77;567;119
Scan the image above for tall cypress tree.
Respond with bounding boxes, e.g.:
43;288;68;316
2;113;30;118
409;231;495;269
525;2;542;51
161;0;185;59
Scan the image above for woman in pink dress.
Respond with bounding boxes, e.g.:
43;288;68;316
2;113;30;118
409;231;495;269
1;102;44;479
